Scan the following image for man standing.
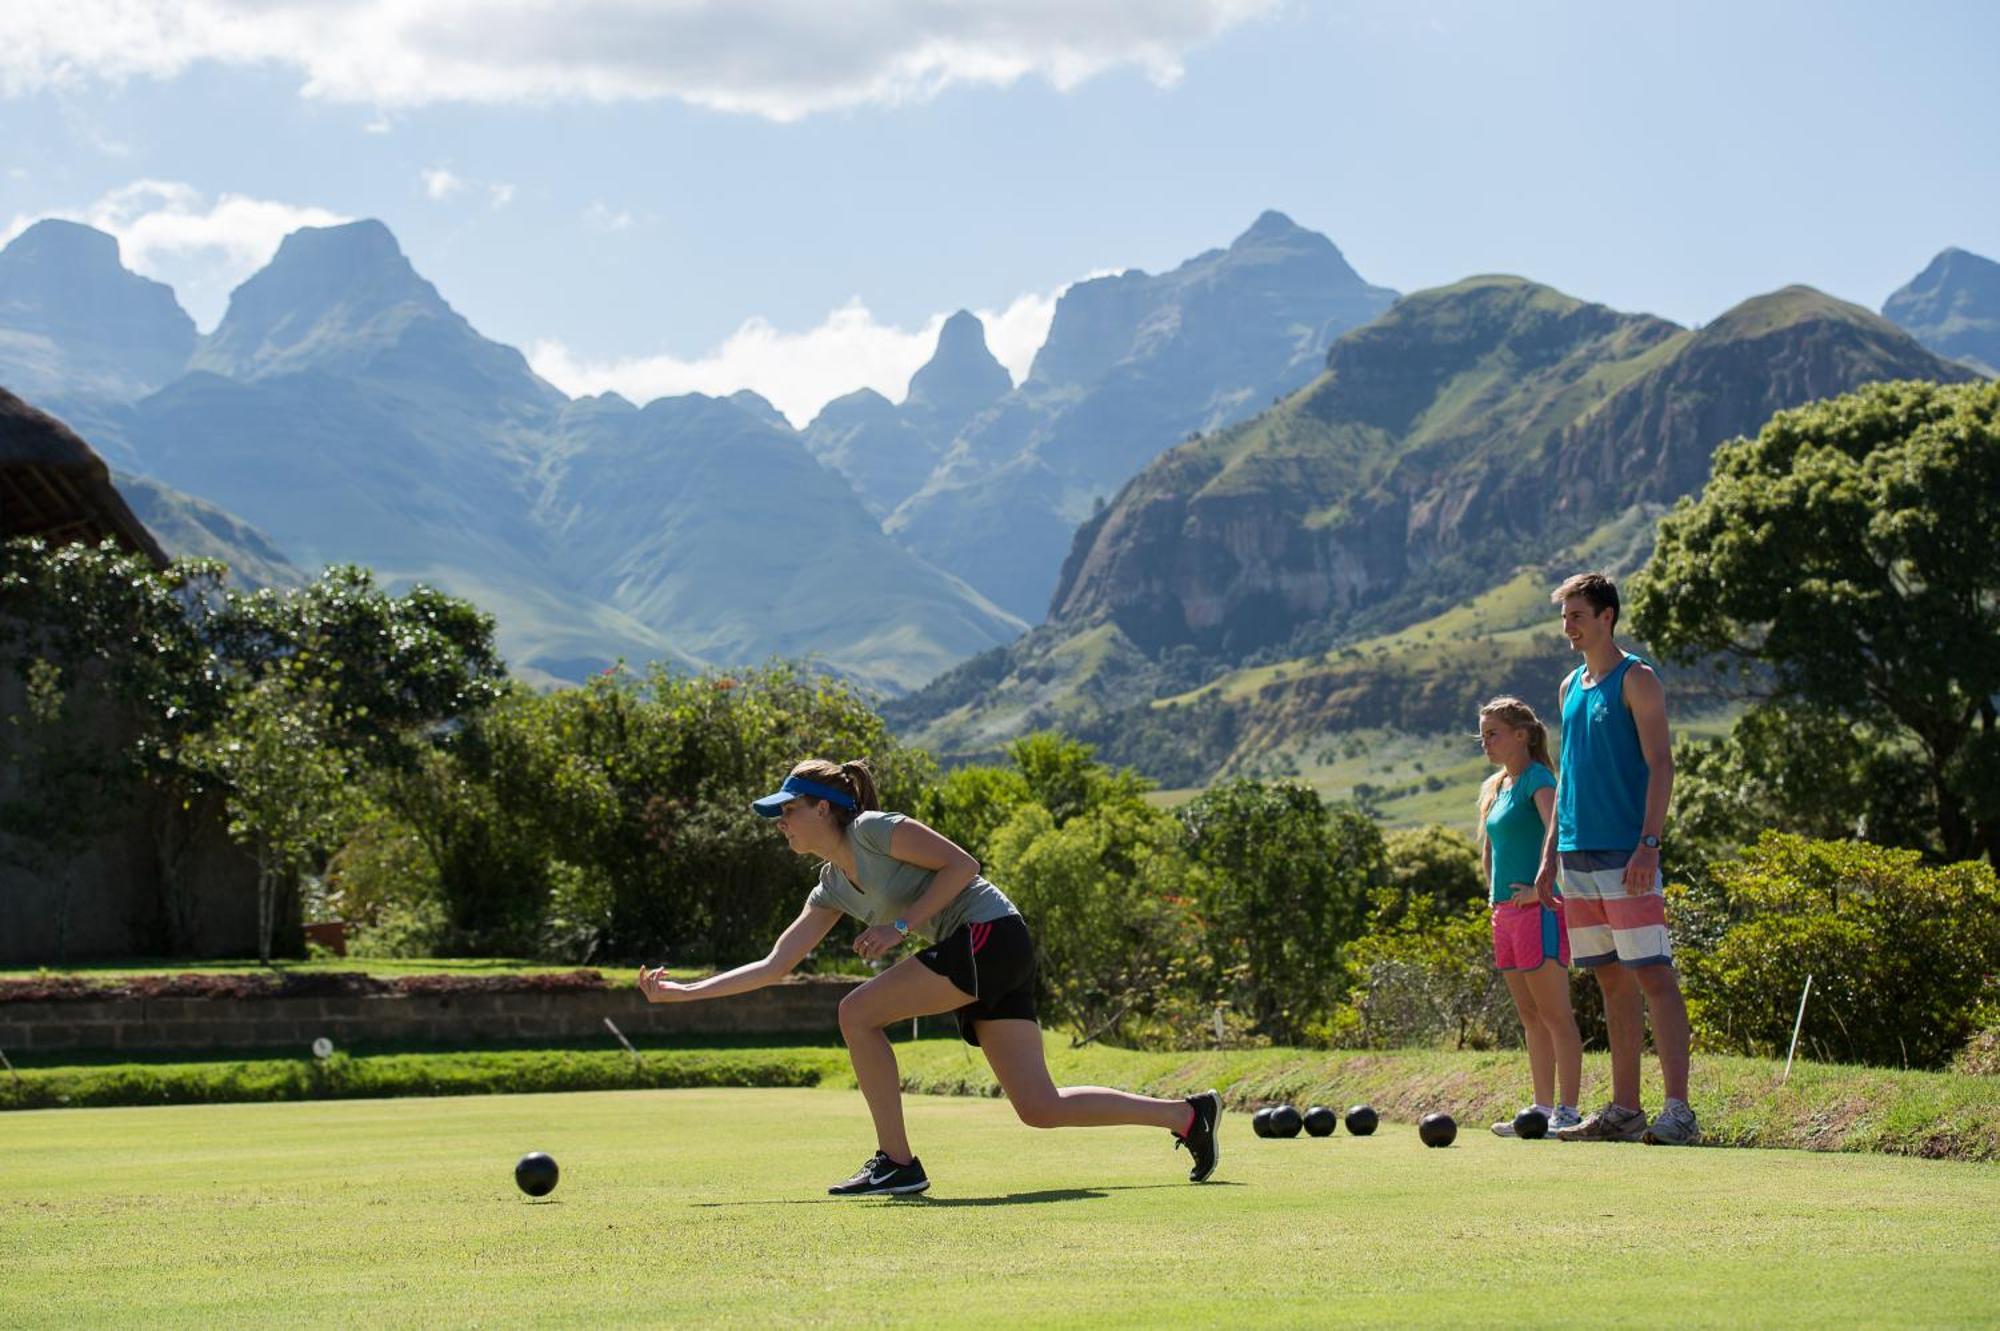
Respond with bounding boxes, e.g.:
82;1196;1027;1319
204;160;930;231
1533;573;1698;1145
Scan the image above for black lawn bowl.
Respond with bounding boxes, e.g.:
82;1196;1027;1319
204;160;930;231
1513;1108;1550;1140
1343;1104;1379;1137
1302;1106;1338;1137
515;1151;560;1197
1252;1106;1276;1138
1268;1105;1303;1138
1419;1113;1458;1148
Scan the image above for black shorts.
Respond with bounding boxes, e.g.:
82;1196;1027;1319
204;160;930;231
914;913;1037;1046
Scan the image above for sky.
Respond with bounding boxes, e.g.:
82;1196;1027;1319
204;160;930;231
2;0;1996;426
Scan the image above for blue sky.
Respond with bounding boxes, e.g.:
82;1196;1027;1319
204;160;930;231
3;0;1995;423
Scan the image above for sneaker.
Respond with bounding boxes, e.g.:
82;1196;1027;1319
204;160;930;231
827;1150;931;1197
1555;1102;1648;1143
1551;1106;1582;1132
1174;1089;1222;1182
1643;1101;1701;1146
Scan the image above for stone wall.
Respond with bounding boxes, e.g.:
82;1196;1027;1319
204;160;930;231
0;977;860;1054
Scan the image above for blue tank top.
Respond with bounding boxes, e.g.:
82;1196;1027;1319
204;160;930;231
1556;654;1650;851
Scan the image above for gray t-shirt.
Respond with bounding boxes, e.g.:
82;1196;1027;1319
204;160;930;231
806;811;1017;942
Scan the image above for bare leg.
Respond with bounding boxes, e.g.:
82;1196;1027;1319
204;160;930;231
976;1019;1191;1132
1501;970;1553;1108
1523;961;1583;1109
837;957;979;1164
1634;964;1692;1102
1593;963;1646;1109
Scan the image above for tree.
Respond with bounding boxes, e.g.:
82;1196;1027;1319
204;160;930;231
1670;704;1937;865
1632;380;2000;862
1179;780;1383;1041
182;674;365;963
215;565;508;770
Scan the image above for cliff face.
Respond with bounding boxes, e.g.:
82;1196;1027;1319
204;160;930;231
1048;280;1976;661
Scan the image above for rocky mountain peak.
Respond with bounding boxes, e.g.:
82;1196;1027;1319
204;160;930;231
1882;247;2000;374
0;219;197;402
904;310;1011;431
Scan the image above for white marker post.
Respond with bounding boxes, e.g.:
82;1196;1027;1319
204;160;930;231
603;1016;645;1072
1782;974;1814;1084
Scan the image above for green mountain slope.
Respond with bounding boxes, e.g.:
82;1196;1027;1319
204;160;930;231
892;278;1976;779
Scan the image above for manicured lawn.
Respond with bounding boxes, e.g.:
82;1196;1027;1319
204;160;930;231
4;1088;1996;1327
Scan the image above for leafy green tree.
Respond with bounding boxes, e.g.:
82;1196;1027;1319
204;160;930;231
1006;731;1152;826
182;674;365;963
1381;825;1485;921
911;763;1033;865
1633;380;2000;862
1178;780;1383;1042
987;799;1221;1047
216;565;507;770
1670;704;1938;865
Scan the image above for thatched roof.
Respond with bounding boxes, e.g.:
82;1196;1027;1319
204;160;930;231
0;387;167;565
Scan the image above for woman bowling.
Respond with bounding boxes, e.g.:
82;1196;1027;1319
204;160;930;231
637;758;1221;1195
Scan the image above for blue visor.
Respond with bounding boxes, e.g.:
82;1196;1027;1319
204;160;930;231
751;775;857;817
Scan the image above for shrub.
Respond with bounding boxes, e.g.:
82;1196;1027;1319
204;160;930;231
1673;834;2000;1068
987;799;1226;1048
1328;894;1517;1051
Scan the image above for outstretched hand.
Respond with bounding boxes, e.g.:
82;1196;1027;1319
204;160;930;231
637;965;691;1003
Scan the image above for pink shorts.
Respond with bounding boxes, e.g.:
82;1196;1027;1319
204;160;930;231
1492;901;1571;972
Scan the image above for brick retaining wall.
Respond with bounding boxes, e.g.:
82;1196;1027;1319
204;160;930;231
0;977;861;1055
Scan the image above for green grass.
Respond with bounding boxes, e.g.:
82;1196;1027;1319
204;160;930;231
3;1086;1995;1328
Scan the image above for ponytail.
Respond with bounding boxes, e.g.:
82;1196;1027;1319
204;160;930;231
788;757;880;827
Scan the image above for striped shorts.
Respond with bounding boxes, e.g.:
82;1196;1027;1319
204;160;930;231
1557;850;1674;968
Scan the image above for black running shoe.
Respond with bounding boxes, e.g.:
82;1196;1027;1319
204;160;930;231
1175;1089;1223;1183
827;1151;931;1197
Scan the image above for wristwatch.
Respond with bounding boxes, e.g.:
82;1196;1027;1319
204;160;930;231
892;918;910;936
1640;835;1661;849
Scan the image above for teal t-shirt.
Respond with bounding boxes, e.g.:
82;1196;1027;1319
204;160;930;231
1484;763;1556;904
806;811;1017;942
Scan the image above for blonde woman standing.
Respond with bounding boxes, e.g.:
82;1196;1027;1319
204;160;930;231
1477;697;1582;1135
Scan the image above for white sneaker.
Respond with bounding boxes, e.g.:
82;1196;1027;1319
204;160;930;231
1551;1106;1582;1132
1643;1101;1700;1146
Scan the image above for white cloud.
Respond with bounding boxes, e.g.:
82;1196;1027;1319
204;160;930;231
582;202;633;233
3;180;348;329
487;182;515;209
0;1;1276;121
420;167;464;200
529;285;1068;428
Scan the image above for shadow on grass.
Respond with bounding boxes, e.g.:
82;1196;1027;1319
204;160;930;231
691;1182;1245;1209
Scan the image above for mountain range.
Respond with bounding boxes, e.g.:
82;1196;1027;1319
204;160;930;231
2;210;1993;728
0;218;1022;691
889;270;1986;775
